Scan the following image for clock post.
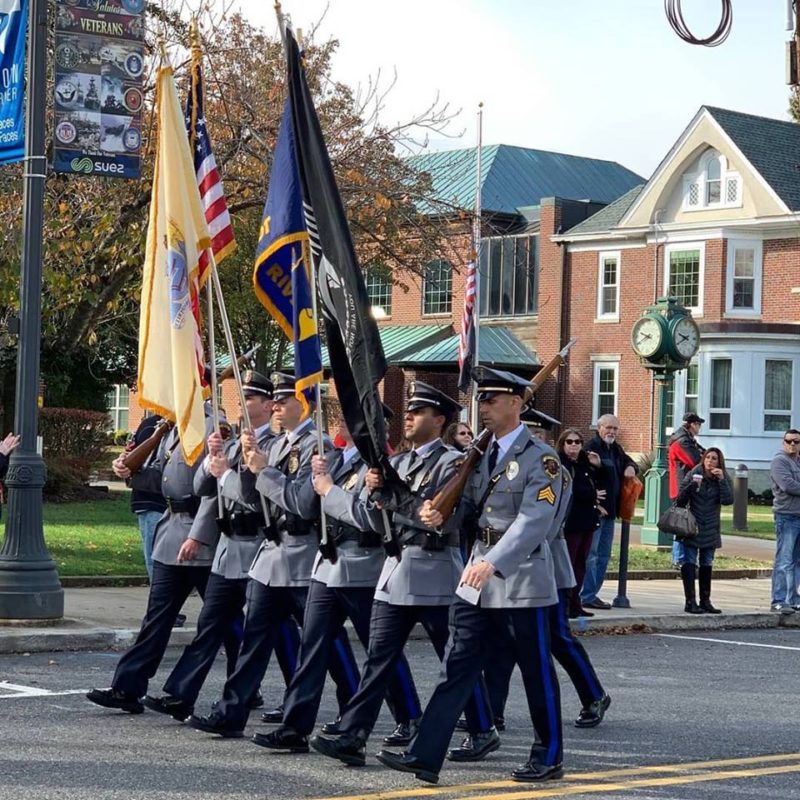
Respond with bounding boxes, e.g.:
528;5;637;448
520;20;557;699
630;297;700;548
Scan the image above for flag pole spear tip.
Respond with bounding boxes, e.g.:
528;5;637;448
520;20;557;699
189;17;201;51
158;39;168;64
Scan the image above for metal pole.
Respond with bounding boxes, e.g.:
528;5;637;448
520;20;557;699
733;463;749;531
470;103;483;431
0;0;64;619
206;279;224;518
613;520;632;609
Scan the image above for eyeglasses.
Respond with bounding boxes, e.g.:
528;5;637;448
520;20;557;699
564;438;582;445
785;438;800;445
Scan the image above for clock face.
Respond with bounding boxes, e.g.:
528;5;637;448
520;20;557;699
672;316;700;360
631;316;663;358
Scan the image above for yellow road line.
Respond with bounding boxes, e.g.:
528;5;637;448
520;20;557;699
312;751;800;800
473;762;800;800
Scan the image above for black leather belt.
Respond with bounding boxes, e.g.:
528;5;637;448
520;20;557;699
480;527;503;546
166;496;200;515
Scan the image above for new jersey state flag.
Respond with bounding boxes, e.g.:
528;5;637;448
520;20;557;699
252;96;322;415
138;67;211;465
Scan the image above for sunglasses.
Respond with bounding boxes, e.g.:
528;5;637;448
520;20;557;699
564;438;583;445
785;438;800;445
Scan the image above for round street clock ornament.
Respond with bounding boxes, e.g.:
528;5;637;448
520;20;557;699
630;297;699;371
631;315;666;359
670;315;700;361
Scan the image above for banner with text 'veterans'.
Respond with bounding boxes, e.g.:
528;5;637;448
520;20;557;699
0;0;28;165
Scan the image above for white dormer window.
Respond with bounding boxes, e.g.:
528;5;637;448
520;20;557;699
682;149;741;211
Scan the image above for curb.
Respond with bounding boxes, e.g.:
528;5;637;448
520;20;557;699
572;611;800;635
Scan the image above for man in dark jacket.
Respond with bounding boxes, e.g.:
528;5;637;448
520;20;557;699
581;414;636;610
667;413;705;568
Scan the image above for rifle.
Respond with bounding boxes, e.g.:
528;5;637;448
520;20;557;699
429;338;577;524
122;418;174;473
217;343;261;383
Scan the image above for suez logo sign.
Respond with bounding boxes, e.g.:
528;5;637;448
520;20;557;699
70;156;125;175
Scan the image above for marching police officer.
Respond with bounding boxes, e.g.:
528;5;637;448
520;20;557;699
251;406;422;753
376;367;566;784
310;381;497;768
87;408;239;713
188;374;358;737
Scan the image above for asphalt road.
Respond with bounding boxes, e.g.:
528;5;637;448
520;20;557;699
2;628;800;800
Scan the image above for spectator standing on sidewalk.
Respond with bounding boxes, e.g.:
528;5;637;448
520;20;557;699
668;413;706;569
769;429;800;614
581;414;637;610
675;448;732;614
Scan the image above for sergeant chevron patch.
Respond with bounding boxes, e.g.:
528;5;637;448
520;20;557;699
537;485;556;505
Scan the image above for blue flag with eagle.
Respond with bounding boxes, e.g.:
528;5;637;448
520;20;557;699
252;97;322;413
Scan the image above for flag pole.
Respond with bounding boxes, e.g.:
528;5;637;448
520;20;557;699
470;103;484;431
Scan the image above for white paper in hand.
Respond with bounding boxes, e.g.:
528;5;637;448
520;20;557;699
456;582;481;606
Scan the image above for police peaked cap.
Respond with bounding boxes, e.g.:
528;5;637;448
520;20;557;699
242;370;274;398
270;372;296;399
521;406;561;430
406;380;462;417
473;366;532;403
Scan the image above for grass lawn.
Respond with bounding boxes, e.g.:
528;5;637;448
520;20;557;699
607;545;768;572
44;491;145;576
630;502;776;541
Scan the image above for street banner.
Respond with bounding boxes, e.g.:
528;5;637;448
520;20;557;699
53;0;145;178
252;96;322;415
138;67;211;465
0;0;27;165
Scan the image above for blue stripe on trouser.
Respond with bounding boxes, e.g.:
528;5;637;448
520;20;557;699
281;622;297;676
557;594;602;701
334;637;359;694
230;617;244;644
393;659;421;720
536;607;559;765
472;682;490;731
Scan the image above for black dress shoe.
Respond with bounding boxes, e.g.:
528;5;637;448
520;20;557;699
447;728;500;762
455;715;504;732
143;694;194;721
251;726;309;752
583;598;611;610
375;750;439;784
248;690;264;710
173;613;187;628
511;760;564;782
455;716;468;731
309;732;367;766
188;710;244;738
320;717;341;735
260;704;284;724
575;693;611;728
383;719;419;746
86;688;143;714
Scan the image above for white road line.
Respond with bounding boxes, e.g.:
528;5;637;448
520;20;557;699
655;633;800;651
0;689;88;699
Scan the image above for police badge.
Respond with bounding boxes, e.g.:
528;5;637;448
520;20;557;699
505;461;520;480
287;447;300;474
344;472;359;491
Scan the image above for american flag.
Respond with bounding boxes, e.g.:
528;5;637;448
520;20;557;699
457;254;477;392
185;52;237;280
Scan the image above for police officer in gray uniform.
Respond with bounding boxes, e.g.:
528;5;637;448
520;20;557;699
188;374;358;737
377;367;566;784
252;406;422;753
142;371;285;720
87;409;239;713
311;381;497;768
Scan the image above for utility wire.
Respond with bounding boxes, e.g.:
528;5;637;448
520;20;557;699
665;0;733;47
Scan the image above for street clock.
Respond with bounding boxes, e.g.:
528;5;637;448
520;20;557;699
630;297;700;370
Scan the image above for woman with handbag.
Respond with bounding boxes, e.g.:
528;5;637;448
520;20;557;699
557;428;607;618
675;447;732;614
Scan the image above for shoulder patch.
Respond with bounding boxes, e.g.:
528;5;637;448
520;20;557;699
538;485;556;505
452;457;466;469
542;455;560;480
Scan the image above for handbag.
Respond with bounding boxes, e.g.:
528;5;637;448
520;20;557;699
657;504;698;539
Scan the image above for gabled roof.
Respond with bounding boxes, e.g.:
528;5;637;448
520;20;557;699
704;106;800;211
562;184;645;236
408;144;644;216
394;325;539;371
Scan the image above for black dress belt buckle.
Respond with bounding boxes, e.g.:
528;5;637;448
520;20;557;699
480;528;502;546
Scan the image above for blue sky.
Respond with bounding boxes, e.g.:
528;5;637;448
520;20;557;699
234;1;794;179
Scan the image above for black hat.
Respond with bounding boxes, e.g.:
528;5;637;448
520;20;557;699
381;402;394;421
406;380;462;417
521;406;561;430
242;370;274;398
270;372;296;400
683;412;705;425
473;366;532;403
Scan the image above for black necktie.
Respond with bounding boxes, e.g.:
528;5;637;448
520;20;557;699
487;441;499;473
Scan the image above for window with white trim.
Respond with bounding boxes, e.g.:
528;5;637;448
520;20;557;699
708;358;732;430
764;359;792;432
682;149;741;211
366;270;392;317
592;362;618;423
596;251;620;319
106;385;130;431
668;361;699;430
725;239;762;315
422;259;452;315
684;362;699;416
665;243;704;315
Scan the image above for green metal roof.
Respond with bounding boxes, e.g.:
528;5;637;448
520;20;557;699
563;184;645;236
394;326;539;370
408;144;644;216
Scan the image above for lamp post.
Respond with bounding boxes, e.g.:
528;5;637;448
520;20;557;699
0;0;64;619
630;297;700;549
